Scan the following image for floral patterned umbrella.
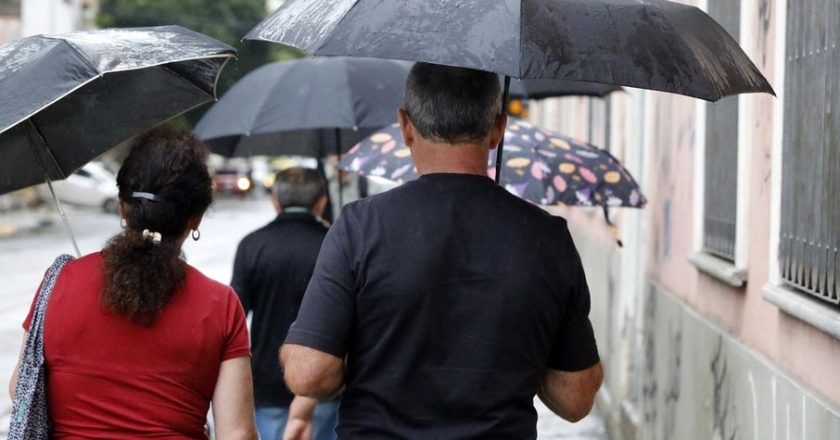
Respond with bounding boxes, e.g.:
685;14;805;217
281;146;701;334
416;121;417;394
339;119;646;209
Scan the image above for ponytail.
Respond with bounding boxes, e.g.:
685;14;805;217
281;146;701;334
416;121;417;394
102;230;185;325
101;127;212;325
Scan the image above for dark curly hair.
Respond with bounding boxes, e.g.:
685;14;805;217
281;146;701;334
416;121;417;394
101;126;213;325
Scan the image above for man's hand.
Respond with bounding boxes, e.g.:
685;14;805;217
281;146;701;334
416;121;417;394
283;396;318;440
538;362;603;422
280;344;345;399
283;419;312;440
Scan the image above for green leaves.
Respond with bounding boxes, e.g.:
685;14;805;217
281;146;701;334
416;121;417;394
97;0;304;126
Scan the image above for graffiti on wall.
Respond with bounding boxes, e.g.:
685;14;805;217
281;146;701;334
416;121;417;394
642;290;658;430
757;0;773;67
711;336;739;440
628;285;839;440
661;318;682;439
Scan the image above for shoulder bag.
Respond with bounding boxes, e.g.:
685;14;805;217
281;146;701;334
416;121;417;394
8;254;75;440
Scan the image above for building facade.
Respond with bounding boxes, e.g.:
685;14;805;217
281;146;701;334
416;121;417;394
532;0;840;438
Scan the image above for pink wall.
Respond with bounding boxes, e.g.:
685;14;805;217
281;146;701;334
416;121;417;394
539;0;840;406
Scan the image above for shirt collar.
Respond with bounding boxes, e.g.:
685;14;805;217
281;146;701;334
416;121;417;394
282;207;311;214
275;207;317;223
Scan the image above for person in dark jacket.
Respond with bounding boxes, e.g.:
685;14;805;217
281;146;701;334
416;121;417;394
231;167;336;440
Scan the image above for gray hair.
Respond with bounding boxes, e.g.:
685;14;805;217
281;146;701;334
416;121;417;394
404;63;502;144
272;167;326;210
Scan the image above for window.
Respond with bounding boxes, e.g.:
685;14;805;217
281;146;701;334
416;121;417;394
0;0;20;17
779;0;839;304
702;0;741;262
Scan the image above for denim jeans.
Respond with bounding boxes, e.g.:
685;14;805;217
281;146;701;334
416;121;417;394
255;400;338;440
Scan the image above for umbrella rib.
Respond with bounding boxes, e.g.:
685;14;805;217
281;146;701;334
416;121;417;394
0;41;103;138
24;119;66;180
160;64;215;99
41;35;236;75
52;38;102;76
208;56;234;101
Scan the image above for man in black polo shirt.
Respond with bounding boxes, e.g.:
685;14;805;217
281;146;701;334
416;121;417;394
280;63;603;439
231;167;337;440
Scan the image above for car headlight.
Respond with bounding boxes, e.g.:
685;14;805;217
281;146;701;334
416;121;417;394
237;177;252;191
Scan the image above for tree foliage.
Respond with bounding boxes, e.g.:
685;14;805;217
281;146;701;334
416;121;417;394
97;0;303;127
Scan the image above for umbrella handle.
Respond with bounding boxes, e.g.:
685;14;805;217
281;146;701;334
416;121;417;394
494;76;511;184
24;119;81;257
44;177;82;257
602;205;623;248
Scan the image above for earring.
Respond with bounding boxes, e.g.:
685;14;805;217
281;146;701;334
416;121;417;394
120;218;127;228
191;229;201;241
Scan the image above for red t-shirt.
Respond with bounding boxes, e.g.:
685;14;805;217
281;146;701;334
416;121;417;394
23;253;250;439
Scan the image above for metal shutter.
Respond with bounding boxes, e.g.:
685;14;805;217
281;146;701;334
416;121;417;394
780;0;840;304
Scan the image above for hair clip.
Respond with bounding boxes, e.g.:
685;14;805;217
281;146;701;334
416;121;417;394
142;229;163;245
132;192;160;202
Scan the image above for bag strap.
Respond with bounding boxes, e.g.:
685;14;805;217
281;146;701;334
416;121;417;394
22;254;75;366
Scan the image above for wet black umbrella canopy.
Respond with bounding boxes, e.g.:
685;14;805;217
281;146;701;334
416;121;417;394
194;56;411;158
507;77;622;100
246;0;774;101
0;26;235;255
0;25;236;195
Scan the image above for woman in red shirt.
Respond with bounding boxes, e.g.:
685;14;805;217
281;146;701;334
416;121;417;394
10;128;257;439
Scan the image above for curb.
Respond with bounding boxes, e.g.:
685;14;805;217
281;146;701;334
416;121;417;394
0;216;54;239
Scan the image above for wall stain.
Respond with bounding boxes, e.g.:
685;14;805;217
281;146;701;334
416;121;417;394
662;320;682;439
711;336;739;440
642;290;658;430
757;0;773;67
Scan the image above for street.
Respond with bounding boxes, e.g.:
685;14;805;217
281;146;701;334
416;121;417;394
0;198;606;439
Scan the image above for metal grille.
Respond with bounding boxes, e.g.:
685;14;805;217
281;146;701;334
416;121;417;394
780;0;840;304
703;0;741;262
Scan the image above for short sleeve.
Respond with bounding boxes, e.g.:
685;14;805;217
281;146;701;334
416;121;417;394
547;223;600;372
284;208;357;358
222;288;251;361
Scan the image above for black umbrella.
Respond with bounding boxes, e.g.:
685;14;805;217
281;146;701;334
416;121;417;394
194;56;410;207
195;57;410;157
508;78;622;100
245;0;773;184
0;26;236;255
245;0;773;101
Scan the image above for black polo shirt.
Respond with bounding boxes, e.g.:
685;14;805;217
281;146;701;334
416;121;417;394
286;173;599;439
231;210;328;408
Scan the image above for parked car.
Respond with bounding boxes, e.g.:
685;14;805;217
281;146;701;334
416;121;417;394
249;158;275;195
213;167;253;197
39;162;118;213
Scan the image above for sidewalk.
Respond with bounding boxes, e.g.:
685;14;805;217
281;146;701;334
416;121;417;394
0;210;54;239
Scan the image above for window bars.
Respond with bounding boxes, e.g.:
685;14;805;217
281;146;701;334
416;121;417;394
779;0;840;304
703;0;741;263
